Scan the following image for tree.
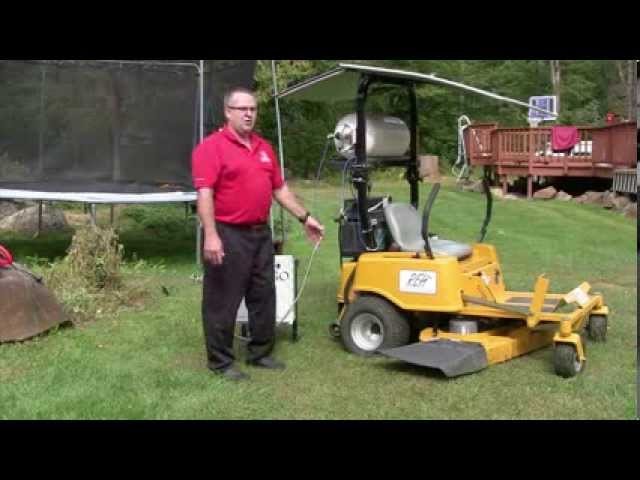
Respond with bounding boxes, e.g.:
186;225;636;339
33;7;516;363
615;60;637;122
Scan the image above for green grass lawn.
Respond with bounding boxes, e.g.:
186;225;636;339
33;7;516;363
0;178;637;419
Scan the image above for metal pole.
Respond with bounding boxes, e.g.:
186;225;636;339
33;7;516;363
196;60;205;266
90;204;97;226
271;60;286;244
199;60;204;143
37;201;43;236
110;205;115;225
38;66;47;176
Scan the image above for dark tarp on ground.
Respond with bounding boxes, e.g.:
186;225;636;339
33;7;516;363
0;264;68;342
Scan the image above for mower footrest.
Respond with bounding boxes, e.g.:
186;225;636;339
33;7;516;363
379;339;489;377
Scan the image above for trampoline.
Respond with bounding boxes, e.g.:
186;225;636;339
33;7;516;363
0;59;257;243
0;59;257;199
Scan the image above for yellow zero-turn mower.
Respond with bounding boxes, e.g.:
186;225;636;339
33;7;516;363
292;64;610;378
335;191;608;377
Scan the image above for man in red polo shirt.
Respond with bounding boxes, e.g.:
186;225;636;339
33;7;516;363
192;86;324;381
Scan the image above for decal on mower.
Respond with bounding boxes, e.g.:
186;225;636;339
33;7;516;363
564;285;590;307
399;270;437;294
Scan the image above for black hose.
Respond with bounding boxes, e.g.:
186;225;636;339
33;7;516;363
479;167;493;242
421;183;441;259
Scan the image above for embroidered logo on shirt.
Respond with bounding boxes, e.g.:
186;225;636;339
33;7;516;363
259;151;271;164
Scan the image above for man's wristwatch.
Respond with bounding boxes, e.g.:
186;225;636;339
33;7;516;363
298;212;310;224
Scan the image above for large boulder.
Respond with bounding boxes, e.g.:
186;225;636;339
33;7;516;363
490;187;504;199
588;190;607;204
612;195;632;211
533;186;557;200
503;193;522;200
0;200;32;220
601;190;617;209
460;180;484;193
622;202;637;219
575;190;605;205
64;211;92;228
555;190;573;201
0;204;70;234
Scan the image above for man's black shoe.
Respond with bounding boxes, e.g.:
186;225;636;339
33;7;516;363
217;366;249;381
247;356;286;370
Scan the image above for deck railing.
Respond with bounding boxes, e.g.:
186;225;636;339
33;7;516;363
466;122;636;176
464;121;637;197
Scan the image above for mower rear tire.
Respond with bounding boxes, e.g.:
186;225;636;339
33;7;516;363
341;295;410;356
553;343;584;378
587;314;607;342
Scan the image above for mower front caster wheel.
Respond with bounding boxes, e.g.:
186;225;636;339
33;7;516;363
587;315;607;342
340;295;411;356
553;343;584;378
329;322;341;339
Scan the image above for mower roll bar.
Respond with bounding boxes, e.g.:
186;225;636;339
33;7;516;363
354;74;419;250
352;73;493;251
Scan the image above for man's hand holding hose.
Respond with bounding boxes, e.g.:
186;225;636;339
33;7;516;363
301;214;324;245
273;184;325;247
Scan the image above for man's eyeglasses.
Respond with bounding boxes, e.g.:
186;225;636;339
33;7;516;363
227;106;258;113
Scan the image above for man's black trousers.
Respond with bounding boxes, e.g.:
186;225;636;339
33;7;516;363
202;222;276;371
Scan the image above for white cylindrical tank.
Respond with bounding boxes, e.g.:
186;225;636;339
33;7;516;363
333;113;410;159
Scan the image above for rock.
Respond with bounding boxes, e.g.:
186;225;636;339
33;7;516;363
461;180;484;193
622;202;637;219
490;187;504;198
0;200;22;220
586;191;606;203
533;186;557;200
555;190;573;201
575;190;605;205
612;195;631;211
601;190;616;209
0;204;70;234
64;211;92;228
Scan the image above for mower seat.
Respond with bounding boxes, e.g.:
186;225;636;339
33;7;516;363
383;203;473;260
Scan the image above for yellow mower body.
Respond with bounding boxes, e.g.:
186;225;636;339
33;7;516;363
337;244;608;378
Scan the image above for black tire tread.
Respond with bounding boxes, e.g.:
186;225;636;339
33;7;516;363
340;295;411;356
587;314;607;342
553;343;583;378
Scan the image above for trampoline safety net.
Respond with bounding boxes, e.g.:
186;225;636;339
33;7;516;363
0;60;256;195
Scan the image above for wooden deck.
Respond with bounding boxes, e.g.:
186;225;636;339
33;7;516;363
464;121;637;198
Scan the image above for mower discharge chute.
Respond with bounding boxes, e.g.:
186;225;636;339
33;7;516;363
0;245;68;342
278;64;608;378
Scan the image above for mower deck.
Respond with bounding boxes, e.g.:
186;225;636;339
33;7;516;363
380;324;556;377
380;339;489;377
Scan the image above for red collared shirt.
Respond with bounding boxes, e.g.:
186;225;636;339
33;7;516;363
192;126;284;225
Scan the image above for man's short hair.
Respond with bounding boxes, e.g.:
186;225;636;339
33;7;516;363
224;86;257;106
